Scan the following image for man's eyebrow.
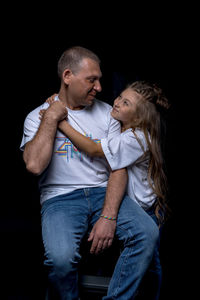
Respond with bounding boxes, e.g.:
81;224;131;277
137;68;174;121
87;75;102;79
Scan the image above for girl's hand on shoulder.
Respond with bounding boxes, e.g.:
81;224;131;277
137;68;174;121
45;93;58;105
39;109;46;120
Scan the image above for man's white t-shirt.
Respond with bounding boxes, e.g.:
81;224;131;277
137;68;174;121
20;97;121;204
101;128;156;210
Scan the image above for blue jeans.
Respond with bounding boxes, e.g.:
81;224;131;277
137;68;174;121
41;187;159;300
136;209;162;300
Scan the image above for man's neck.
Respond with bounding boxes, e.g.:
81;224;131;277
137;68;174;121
58;89;84;111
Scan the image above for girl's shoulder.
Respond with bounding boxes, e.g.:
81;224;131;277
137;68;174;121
132;128;146;141
123;128;148;152
122;128;145;140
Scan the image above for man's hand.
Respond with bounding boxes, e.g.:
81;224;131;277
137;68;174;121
46;101;68;121
88;218;116;255
40;101;68;122
87;169;128;255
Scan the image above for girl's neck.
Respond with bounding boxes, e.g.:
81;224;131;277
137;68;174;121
121;123;131;132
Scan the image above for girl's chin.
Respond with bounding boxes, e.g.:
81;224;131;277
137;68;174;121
111;110;119;120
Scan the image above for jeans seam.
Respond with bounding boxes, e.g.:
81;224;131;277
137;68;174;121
112;225;134;299
114;243;131;299
116;221;136;244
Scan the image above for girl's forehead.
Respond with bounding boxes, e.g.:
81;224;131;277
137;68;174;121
122;89;141;103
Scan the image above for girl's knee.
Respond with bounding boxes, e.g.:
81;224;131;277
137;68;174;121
147;217;159;245
131;215;159;249
140;215;159;247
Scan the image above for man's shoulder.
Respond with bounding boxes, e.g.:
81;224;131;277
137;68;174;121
26;102;49;120
92;98;112;113
94;98;112;108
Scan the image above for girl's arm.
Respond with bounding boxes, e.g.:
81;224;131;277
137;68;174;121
58;120;105;157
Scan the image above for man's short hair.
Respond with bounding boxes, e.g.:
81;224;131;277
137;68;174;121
57;46;101;78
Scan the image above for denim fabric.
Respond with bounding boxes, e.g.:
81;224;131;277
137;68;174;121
41;187;159;300
136;208;162;300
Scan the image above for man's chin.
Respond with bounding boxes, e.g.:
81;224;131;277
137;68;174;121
85;96;95;106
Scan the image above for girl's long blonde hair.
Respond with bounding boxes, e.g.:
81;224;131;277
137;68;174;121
129;81;171;225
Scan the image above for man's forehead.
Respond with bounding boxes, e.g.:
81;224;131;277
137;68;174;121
80;57;100;69
78;58;102;76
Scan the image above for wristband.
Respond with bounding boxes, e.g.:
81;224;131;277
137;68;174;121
100;214;117;221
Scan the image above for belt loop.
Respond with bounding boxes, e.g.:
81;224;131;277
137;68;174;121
84;188;90;197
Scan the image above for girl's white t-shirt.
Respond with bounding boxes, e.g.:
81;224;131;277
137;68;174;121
20;97;121;204
101;128;156;209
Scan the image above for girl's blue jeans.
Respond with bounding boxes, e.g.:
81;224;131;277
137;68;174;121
41;187;159;300
136;208;162;300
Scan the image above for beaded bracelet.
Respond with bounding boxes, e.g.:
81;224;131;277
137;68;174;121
100;214;117;221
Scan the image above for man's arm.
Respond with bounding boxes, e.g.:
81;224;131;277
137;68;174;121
23;102;67;175
88;168;128;254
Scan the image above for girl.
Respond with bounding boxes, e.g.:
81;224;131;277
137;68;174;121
45;80;170;225
43;80;171;299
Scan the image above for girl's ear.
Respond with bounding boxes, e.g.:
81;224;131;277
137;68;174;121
62;69;73;85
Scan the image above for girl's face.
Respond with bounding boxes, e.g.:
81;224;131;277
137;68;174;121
111;88;141;128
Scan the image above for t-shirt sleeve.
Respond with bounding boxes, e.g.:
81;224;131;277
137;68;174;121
20;116;40;151
101;130;146;170
107;113;121;139
20;103;49;151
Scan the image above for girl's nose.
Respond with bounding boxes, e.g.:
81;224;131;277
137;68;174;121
114;98;120;107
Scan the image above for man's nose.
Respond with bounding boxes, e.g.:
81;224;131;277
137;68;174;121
94;81;102;92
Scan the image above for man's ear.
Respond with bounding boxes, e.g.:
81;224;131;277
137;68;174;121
62;69;73;85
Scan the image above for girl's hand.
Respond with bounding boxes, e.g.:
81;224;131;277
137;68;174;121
46;93;58;104
39;109;46;120
39;93;58;120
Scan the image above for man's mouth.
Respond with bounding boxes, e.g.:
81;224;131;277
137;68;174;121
88;93;96;98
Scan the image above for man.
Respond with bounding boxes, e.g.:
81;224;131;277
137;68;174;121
20;46;158;300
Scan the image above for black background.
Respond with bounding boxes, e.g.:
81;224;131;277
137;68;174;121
1;3;195;299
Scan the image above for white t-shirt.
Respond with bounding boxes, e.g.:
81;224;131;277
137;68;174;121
20;97;121;204
101;128;156;209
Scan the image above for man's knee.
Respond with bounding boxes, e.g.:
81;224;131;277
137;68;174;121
52;248;81;278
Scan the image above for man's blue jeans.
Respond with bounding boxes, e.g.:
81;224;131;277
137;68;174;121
41;187;159;300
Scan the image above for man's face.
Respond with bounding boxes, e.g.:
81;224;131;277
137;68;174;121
67;58;102;109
